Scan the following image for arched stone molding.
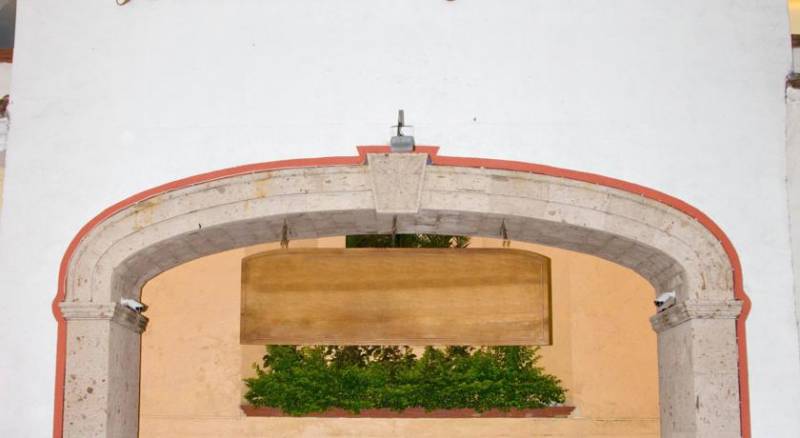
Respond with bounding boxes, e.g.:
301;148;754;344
52;146;750;438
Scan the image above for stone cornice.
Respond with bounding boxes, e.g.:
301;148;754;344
59;302;149;334
650;300;743;333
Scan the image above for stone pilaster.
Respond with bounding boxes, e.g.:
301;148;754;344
651;300;743;438
60;303;147;438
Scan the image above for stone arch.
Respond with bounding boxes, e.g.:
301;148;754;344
52;146;750;438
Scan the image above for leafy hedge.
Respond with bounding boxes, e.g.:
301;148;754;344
244;345;566;415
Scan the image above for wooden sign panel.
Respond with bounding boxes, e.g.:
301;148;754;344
241;248;551;345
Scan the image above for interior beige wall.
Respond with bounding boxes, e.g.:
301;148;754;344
140;237;659;437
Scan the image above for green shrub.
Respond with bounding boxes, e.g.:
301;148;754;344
244;345;566;415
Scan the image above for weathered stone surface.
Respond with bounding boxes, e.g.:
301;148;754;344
650;300;743;333
60;158;742;437
657;317;741;438
60;302;149;334
64;318;142;438
66;163;733;305
367;152;428;214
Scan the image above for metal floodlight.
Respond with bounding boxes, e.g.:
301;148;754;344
390;109;415;153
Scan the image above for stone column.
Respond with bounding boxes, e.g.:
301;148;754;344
60;302;148;438
651;300;743;438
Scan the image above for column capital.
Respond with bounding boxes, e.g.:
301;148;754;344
59;302;149;334
650;299;742;333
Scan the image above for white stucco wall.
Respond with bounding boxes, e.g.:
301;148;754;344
0;1;798;437
785;86;800;410
0;62;11;209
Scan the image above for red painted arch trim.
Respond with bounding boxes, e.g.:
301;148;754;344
52;146;751;438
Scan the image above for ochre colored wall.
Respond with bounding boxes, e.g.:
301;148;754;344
140;237;659;437
791;0;800;34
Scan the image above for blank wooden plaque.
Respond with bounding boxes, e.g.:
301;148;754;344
241;248;551;345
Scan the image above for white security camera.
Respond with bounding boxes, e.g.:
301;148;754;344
654;291;676;312
120;298;148;313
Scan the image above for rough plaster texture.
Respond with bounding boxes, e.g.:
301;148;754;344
0;1;798;437
139;237;660;437
58;157;740;437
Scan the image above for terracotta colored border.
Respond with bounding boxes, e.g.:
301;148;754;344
51;146;751;438
241;405;575;418
0;48;12;63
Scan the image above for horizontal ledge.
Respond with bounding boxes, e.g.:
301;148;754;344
241;405;575;418
649;299;743;332
59;302;149;333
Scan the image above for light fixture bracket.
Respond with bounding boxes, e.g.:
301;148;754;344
390;109;415;153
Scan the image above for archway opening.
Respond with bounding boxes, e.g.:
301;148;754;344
138;235;660;437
